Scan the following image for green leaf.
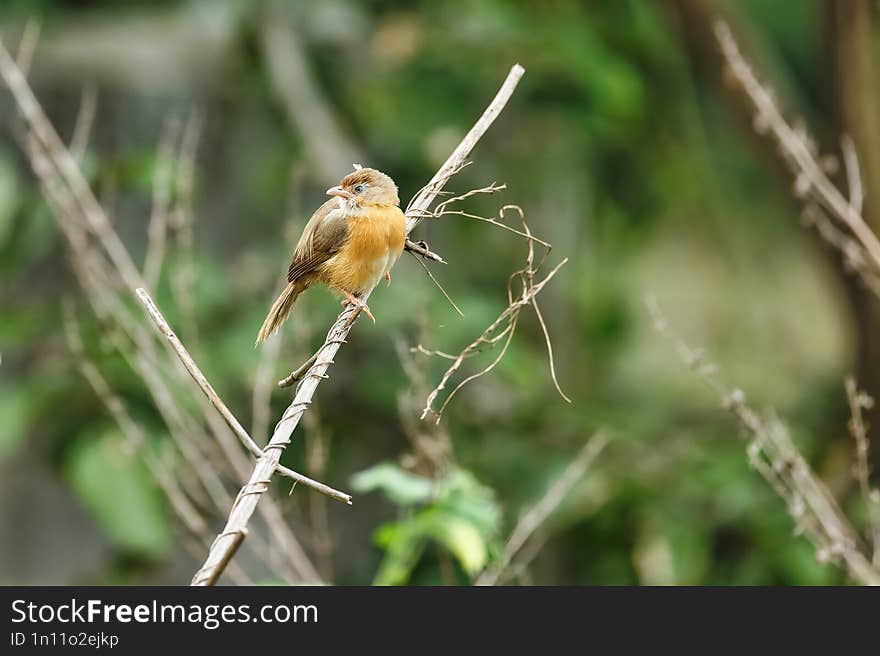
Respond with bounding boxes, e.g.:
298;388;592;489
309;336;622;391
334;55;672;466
372;517;430;585
66;430;170;558
351;462;434;505
435;516;488;574
437;469;502;535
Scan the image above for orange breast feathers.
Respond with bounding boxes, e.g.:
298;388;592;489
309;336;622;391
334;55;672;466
321;204;406;294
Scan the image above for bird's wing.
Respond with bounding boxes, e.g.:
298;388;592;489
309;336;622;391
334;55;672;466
287;198;350;283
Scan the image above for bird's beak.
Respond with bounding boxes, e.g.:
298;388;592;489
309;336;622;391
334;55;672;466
326;185;354;200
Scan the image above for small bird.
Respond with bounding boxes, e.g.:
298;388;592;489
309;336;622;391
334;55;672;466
256;167;406;344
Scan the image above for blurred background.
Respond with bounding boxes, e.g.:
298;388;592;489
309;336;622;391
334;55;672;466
0;0;876;585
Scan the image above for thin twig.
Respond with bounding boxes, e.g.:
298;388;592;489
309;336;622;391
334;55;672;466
420;256;568;422
415;200;568;419
252;332;281;441
277;351;320;389
144;116;178;290
476;433;608;585
69;83;97;163
411;253;464;317
405;238;446;263
14;19;40;75
169;107;202;349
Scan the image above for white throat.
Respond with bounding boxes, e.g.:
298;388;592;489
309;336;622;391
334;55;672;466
337;197;362;216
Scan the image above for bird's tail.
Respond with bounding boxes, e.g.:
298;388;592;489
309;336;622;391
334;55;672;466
256;282;301;345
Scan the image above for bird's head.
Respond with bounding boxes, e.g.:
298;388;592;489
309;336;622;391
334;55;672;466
326;168;400;209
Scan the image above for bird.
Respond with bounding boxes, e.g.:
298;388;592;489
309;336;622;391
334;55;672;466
256;167;407;344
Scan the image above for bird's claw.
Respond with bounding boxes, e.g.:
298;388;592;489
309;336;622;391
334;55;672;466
385;271;391;286
342;292;376;323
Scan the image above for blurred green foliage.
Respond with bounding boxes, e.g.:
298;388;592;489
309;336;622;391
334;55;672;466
66;429;171;558
0;0;868;585
353;464;501;584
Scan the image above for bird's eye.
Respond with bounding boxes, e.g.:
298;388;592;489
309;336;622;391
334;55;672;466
353;184;366;194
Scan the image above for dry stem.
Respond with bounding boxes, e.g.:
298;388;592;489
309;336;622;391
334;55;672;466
417;203;569;422
476;432;608;586
136;287;352;505
715;21;880;292
845;377;880;565
649;296;880;585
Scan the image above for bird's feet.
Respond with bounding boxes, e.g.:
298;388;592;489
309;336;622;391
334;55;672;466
385;271;391;286
341;291;375;323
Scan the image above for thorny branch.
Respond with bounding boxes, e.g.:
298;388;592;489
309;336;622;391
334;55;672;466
715;21;880;295
844;377;880;566
648;296;880;585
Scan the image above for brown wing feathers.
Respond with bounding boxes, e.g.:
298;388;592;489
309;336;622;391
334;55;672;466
256;201;349;344
287;200;349;283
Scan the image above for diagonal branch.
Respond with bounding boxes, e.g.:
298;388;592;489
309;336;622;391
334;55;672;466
648;296;880;585
845;377;880;565
136;288;352;505
476;432;608;585
191;63;526;586
715;21;880;282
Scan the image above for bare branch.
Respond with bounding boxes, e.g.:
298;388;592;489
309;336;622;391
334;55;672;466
845;377;880;565
841;135;864;217
404;238;446;264
715;21;880;291
412;196;569;417
649;296;880;585
14;19;40;75
476;433;608;586
169;107;202;349
259;13;362;182
136;287;352;505
277;350;321;389
144;116;179;290
419;248;568;422
252;332;281;441
69;83;97;163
